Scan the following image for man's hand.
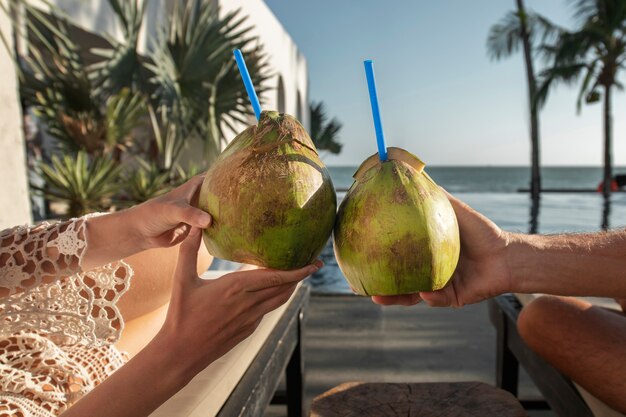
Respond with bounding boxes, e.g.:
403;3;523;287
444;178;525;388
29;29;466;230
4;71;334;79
372;192;514;307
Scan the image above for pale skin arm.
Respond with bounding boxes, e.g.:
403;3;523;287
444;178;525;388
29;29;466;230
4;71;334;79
81;175;211;271
61;228;322;417
373;193;626;307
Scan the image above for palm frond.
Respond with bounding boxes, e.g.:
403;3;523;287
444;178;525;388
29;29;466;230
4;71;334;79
487;11;523;60
89;0;147;96
120;159;172;205
148;1;270;163
33;150;121;217
310;101;342;154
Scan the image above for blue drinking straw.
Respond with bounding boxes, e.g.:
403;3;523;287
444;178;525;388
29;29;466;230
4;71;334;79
364;60;388;162
234;49;262;121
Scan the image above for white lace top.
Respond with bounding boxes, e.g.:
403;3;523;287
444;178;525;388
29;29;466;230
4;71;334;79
0;216;133;417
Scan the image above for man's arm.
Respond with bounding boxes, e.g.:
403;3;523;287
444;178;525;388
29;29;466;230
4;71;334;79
509;231;626;298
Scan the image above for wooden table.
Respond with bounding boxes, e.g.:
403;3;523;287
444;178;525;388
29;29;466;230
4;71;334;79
310;381;527;417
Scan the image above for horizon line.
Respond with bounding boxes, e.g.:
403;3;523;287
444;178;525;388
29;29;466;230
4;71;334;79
324;164;626;168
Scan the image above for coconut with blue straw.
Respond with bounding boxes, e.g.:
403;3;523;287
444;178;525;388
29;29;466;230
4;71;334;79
196;49;337;270
333;59;460;296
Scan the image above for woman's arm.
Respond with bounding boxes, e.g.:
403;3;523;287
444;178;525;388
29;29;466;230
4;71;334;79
0;176;210;298
81;175;210;270
61;228;321;417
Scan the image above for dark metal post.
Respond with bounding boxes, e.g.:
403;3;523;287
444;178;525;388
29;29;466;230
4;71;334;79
492;300;519;396
286;309;305;417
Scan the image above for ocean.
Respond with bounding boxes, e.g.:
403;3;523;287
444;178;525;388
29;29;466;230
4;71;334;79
307;166;626;294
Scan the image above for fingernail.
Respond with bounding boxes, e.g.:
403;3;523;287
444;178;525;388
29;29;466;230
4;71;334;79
198;212;211;227
307;264;319;274
314;259;324;269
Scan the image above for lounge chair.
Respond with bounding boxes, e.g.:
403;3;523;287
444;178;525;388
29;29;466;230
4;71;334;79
488;293;625;417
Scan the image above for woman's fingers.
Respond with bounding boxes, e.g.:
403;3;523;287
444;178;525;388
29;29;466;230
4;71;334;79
237;260;323;292
173;227;203;292
248;283;298;318
172;203;212;229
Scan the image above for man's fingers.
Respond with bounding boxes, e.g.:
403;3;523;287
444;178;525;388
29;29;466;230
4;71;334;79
242;260;323;292
174;227;203;285
372;294;422;306
419;289;453;307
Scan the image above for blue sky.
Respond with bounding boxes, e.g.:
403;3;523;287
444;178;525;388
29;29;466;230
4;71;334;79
264;0;626;167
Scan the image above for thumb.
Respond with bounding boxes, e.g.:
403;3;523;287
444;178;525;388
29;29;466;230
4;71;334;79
419;288;454;307
173;227;203;289
443;189;500;238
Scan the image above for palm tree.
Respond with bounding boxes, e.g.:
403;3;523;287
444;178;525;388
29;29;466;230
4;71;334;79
536;0;626;197
310;101;342;155
487;1;557;201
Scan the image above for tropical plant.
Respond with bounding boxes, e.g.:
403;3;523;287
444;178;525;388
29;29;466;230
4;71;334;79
121;159;172;206
310;101;342;155
148;0;270;167
89;0;147;96
32;151;122;217
487;1;558;201
10;2;146;158
4;0;271;216
535;0;626;197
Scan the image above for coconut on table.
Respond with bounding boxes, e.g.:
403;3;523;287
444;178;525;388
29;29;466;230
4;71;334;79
197;111;336;270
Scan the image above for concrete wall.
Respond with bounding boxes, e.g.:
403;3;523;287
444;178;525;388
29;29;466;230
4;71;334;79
217;0;309;134
0;1;31;228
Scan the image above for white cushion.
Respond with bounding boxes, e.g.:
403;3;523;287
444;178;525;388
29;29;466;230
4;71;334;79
149;271;299;417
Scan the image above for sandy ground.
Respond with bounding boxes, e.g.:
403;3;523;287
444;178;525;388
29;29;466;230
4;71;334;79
266;294;553;416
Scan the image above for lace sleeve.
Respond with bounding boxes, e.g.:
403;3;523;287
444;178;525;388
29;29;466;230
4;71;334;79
0;216;134;416
0;215;133;345
0;217;91;295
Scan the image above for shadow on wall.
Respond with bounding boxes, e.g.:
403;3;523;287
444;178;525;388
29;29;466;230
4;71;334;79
277;75;285;113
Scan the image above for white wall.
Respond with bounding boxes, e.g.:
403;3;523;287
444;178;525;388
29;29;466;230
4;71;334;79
0;1;31;228
31;0;173;54
217;0;310;134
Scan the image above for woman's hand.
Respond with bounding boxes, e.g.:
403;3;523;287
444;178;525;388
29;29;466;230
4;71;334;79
128;175;211;250
156;227;322;377
372;192;513;308
63;228;321;417
82;175;211;270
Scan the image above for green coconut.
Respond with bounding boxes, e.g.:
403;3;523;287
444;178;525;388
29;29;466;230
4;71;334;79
197;111;337;270
333;147;460;295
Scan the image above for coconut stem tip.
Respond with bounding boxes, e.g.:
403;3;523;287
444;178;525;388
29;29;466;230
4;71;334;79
364;60;388;162
234;49;262;121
